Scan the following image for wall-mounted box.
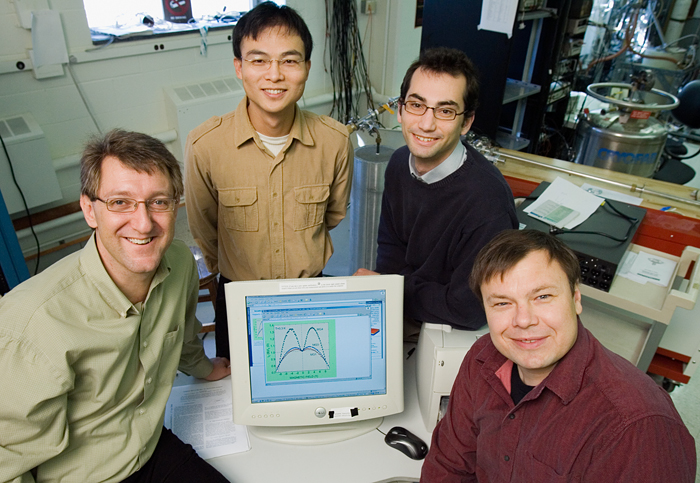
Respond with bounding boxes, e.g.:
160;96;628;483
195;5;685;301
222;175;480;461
0;113;62;215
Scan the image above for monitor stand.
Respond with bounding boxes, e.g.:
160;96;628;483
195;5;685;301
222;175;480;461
250;417;383;445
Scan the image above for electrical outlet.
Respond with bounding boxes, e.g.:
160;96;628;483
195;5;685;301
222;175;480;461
361;0;377;15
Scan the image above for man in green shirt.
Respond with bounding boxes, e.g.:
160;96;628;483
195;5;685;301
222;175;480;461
0;130;231;482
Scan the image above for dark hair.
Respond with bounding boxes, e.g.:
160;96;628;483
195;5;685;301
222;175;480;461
232;1;313;60
400;47;480;120
469;230;581;303
80;129;183;200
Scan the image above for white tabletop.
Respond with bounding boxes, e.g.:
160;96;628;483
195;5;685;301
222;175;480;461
176;344;431;483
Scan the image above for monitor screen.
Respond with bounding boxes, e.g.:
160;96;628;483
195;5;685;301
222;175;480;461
226;275;404;444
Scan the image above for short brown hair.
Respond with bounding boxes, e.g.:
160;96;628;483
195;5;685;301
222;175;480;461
469;230;581;303
80;129;183;200
400;47;480;120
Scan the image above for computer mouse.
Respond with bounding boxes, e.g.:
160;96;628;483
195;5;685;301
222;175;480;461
384;426;429;460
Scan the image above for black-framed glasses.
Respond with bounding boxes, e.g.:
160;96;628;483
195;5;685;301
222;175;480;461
400;99;467;121
94;197;178;213
243;57;306;72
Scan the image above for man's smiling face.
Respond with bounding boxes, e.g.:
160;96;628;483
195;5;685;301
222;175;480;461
80;156;176;292
397;67;473;171
481;249;582;386
234;26;310;134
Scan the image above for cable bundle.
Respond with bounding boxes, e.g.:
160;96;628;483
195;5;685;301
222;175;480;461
325;0;375;123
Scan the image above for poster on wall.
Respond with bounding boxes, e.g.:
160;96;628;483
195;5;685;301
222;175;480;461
478;0;518;38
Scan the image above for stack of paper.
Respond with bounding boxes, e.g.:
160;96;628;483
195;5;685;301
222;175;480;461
165;379;250;459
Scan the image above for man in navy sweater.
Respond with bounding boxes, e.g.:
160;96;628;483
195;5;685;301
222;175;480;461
355;48;517;334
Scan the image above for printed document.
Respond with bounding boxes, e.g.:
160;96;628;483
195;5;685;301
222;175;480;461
165;378;250;459
524;177;604;229
478;0;518;37
618;251;677;287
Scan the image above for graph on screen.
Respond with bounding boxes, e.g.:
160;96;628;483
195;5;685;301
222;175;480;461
264;319;337;382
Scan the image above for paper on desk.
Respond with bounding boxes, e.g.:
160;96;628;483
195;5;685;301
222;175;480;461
580;183;643;206
164;379;250;459
524;177;604;229
478;0;518;37
617;252;646;284
617;251;677;287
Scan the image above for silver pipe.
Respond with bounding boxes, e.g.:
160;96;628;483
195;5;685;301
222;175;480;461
499;150;700;206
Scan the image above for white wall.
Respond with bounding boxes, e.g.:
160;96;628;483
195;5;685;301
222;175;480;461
0;0;422;254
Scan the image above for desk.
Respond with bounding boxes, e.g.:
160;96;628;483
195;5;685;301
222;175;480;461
173;344;431;483
499;154;700;382
578;244;700;372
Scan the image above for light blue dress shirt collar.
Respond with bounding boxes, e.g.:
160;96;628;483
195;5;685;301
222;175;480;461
409;141;467;184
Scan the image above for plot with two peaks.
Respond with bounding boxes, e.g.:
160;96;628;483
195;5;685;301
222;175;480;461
264;320;338;382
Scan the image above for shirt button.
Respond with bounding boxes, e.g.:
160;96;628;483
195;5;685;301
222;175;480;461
141;446;147;453
509;414;515;419
139;408;146;415
504;455;510;462
275;249;280;253
143;341;148;348
273;192;277;197
146;377;152;384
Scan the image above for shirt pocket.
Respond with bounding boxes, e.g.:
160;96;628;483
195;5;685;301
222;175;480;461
220;187;259;232
294;184;330;231
157;325;183;386
523;451;581;482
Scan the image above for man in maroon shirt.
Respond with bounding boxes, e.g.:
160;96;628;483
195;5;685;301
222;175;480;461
421;229;695;482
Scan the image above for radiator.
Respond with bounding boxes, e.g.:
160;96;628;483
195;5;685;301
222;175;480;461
165;77;245;161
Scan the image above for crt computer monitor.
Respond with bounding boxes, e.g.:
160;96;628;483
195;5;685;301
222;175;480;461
226;275;404;445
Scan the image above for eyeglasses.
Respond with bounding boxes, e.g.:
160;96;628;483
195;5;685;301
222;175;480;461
400;99;467;121
94;197;178;213
243;57;306;72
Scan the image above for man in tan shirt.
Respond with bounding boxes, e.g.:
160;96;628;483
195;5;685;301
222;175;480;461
185;2;353;359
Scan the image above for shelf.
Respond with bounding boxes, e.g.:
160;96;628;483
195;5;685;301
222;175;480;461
520;7;557;21
496;130;530;151
502;79;541;104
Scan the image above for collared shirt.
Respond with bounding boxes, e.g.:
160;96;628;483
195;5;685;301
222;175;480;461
0;235;213;483
421;320;696;482
185;97;353;281
409;141;466;184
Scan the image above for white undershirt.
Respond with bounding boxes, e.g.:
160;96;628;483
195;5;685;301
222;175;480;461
257;132;290;156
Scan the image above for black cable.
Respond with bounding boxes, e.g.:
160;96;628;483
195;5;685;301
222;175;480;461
324;0;375;123
542;124;575;161
666;146;700;161
523;195;639;242
549;200;639;243
0;132;42;274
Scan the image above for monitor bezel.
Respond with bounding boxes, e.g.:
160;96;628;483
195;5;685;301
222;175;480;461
226;275;404;430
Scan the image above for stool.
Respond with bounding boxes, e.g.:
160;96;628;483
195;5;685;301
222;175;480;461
189;246;217;333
